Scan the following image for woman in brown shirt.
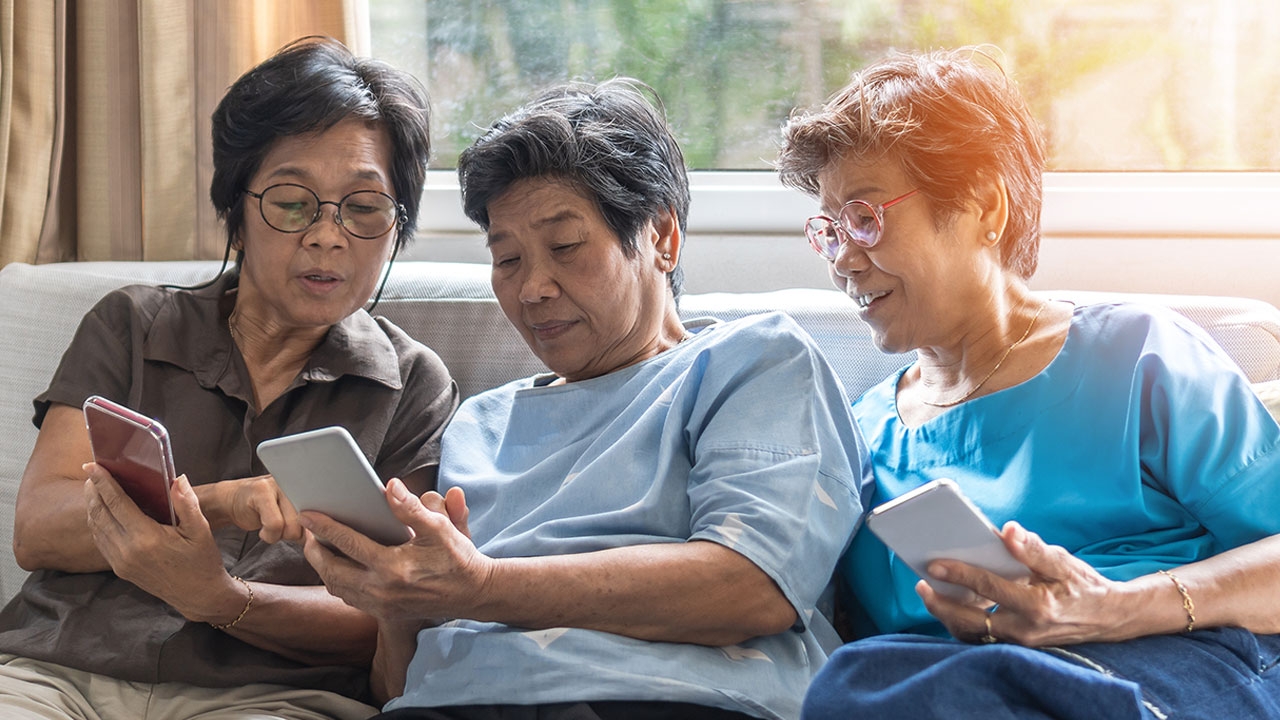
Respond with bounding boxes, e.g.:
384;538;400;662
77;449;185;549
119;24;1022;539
0;38;457;719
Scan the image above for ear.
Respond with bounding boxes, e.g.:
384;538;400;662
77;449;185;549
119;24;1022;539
649;206;682;272
973;174;1010;246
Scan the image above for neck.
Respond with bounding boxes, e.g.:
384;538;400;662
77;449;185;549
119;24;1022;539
552;312;690;385
229;306;328;409
914;292;1046;408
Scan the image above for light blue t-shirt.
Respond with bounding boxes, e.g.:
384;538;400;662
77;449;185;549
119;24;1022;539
842;302;1280;637
389;312;871;720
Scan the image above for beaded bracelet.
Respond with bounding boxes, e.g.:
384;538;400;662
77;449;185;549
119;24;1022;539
1157;569;1196;633
210;575;254;631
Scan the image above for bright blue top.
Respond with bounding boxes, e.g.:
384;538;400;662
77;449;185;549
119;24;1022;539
389;312;871;720
841;302;1280;637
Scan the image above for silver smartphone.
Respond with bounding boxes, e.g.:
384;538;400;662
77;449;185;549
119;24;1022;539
865;478;1030;602
257;426;412;546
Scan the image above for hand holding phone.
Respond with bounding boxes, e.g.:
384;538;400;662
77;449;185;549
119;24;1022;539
865;478;1030;603
257;426;412;547
82;396;177;525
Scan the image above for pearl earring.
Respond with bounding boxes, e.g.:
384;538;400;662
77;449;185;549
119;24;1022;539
662;252;671;260
985;231;998;242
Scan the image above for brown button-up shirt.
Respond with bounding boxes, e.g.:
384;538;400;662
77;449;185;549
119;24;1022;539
0;271;458;700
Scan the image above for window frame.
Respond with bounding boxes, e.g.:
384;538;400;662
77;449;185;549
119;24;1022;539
419;170;1280;238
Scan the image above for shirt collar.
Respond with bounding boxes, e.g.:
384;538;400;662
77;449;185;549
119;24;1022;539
144;271;403;391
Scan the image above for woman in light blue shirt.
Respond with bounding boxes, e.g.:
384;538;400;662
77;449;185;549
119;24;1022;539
300;78;870;720
778;47;1280;719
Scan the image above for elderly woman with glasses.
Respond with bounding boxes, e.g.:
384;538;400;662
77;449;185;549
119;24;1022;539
0;38;458;718
299;78;868;720
778;47;1280;719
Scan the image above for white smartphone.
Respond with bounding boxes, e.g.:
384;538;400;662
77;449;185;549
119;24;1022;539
257;426;412;546
865;478;1030;602
83;395;177;525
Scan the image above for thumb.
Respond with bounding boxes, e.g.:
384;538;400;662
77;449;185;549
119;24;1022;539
385;478;451;540
170;475;211;537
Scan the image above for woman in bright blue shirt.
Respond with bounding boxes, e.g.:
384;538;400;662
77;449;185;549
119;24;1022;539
778;46;1280;719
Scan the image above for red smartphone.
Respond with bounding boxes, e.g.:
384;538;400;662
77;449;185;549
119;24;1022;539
82;395;177;525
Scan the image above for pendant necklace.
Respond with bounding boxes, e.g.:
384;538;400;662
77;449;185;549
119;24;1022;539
919;300;1049;408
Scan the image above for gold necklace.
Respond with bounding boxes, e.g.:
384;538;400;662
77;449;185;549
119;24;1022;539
919;300;1049;408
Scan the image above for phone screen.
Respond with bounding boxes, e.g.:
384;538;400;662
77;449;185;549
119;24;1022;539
83;396;177;525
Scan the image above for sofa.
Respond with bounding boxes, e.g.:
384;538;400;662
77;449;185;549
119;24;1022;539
1;259;1279;609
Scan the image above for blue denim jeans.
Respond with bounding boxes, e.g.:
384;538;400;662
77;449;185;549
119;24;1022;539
802;628;1280;719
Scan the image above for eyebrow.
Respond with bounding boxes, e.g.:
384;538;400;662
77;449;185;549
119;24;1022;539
486;208;583;246
266;166;389;185
822;185;886;215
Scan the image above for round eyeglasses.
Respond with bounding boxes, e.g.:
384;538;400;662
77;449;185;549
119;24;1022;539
804;189;920;260
244;183;405;240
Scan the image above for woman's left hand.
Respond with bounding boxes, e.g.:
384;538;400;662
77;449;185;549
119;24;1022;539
84;463;245;623
301;478;487;624
918;521;1138;647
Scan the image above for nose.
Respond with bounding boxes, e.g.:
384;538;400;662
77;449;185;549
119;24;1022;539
304;201;349;248
829;237;871;278
518;258;560;304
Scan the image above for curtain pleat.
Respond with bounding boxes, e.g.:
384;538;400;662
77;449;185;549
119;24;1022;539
0;1;62;265
0;0;366;266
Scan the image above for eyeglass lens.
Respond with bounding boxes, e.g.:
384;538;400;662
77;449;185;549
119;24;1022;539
257;184;398;239
805;202;882;260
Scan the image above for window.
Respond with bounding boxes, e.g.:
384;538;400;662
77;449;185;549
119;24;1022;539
371;0;1280;172
369;0;1280;307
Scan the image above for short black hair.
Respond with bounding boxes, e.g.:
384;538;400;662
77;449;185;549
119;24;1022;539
210;36;431;256
457;78;690;296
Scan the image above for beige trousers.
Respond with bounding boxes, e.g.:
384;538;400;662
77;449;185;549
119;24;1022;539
0;654;379;720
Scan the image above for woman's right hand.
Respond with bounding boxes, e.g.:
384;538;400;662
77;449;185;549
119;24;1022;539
195;475;303;544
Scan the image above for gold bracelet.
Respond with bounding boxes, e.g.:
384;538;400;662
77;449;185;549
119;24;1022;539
210;575;254;631
1157;569;1196;633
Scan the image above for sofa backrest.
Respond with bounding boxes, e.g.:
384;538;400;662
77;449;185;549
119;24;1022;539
1;259;1278;605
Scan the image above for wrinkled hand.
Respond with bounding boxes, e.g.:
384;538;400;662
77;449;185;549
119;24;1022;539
918;521;1130;647
84;463;242;622
196;474;302;544
301;479;489;624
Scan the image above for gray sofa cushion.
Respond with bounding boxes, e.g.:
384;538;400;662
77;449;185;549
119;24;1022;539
0;260;1278;605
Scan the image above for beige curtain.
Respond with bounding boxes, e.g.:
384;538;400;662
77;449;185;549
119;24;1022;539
0;0;368;266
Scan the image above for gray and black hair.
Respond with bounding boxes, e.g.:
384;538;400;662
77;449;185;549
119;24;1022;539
210;36;431;258
457;78;690;296
778;47;1046;279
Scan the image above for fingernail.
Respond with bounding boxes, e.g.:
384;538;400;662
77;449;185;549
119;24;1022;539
298;515;314;530
388;478;410;502
931;564;949;580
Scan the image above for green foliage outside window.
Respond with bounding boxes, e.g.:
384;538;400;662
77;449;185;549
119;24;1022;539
372;0;1280;171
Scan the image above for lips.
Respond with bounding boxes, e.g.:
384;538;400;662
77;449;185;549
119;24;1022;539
853;289;890;308
296;269;344;294
528;319;577;340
